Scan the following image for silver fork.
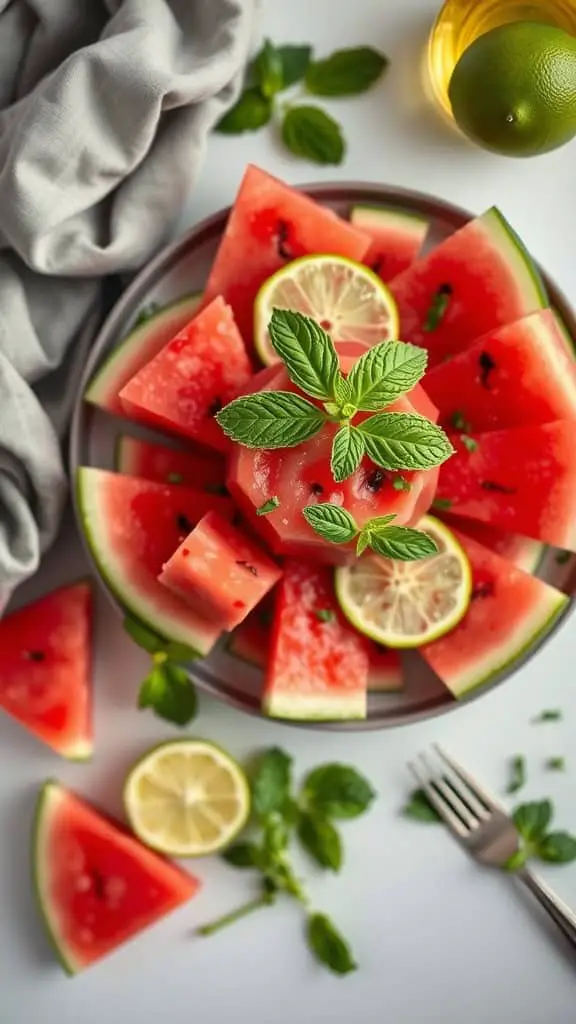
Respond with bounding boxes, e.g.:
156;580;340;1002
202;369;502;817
409;744;576;950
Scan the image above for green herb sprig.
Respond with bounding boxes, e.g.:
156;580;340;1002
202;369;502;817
124;617;198;726
198;748;376;976
216;42;388;165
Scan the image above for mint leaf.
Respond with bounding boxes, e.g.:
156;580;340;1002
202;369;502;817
423;285;452;332
262;813;290;859
432;497;453;511
302;503;358;544
450;411;470;432
252;748;293;819
360;514;397;533
303;764;376;819
393;476;411;492
346;341;427;411
532;709;562;723
282;105;345;165
356;532;370;556
331;425;365;482
538;831;576;863
276;44;313;88
253;39;284;98
256;496;280;516
268;309;342;401
513;800;553;842
216;88;272;134
223;843;262;869
124;616;163;654
546;757;566;771
402;789;441;823
164;640;200;662
507;754;526;794
305;46;388;97
298;812;343;872
461;434;478;453
307;913;357;975
315;608;334;623
166;472;184;484
358;413;454;471
138;663;197;726
368;526;438;561
217;392;325;449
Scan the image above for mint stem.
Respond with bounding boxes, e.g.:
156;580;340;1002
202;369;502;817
197;896;271;936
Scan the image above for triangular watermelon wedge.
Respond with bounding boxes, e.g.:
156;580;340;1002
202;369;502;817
421;528;568;697
436;423;576;550
350;204;429;281
0;583;92;760
390;207;547;367
34;781;199;974
439;512;544;575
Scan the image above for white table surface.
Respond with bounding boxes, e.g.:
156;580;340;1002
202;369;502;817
3;1;576;1021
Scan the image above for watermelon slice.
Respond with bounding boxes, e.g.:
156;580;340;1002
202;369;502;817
0;583;92;760
439;512;544;574
553;308;576;359
350;205;429;281
34;781;199;974
436;424;576;550
118;297;251;454
84;294;201;417
202;165;370;351
115;436;226;493
77;468;232;654
263;560;369;720
421;529;568;696
159;510;282;631
390;207;547;367
424;310;576;433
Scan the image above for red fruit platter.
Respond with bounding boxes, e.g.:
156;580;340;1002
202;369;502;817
70;169;576;730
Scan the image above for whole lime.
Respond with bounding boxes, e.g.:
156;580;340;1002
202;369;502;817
448;22;576;157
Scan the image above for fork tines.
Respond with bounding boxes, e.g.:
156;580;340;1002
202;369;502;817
409;744;500;837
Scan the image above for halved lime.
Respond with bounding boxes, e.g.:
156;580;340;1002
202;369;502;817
334;516;472;649
124;739;250;857
254;254;399;365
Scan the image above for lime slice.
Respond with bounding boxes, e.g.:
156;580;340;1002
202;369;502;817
124;739;250;857
334;516;472;649
254;254;399;365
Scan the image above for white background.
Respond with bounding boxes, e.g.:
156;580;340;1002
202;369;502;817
3;1;576;1021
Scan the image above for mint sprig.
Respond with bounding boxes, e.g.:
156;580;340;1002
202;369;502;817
303;504;439;562
124;616;198;726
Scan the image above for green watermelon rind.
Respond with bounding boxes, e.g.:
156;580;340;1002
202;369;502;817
350;204;429;238
449;587;569;698
552;307;576;359
487;208;548;310
76;470;217;657
84;293;202;409
33;781;81;976
264;691;367;721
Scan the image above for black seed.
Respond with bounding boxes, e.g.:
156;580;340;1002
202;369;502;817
438;282;453;296
26;650;46;662
371;257;383;276
310;482;324;496
276;220;293;261
471;581;494;600
91;869;107;901
364;469;387;493
232;511;243;527
177;514;193;534
259;607;273;627
479;351;496;389
208;397;222;417
236;561;258;576
480;480;516;495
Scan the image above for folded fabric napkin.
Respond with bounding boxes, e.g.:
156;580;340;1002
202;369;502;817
0;0;257;613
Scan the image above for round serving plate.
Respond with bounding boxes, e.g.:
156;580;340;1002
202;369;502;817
70;182;576;731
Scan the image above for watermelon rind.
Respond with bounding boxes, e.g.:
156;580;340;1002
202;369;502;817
76;469;219;655
553;307;576;359
350;204;429;238
264;690;367;721
486;207;547;311
33;781;81;976
84;293;201;410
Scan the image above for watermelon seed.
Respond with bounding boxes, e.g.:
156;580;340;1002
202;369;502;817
90;868;107;901
371;257;384;276
364;469;387;493
276;220;293;260
480;480;516;495
208;398;223;417
479;351;496;388
177;514;193;534
236;561;258;576
471;581;494;600
26;650;45;662
310;483;324;496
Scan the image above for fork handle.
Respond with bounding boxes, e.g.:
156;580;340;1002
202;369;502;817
516;867;576;948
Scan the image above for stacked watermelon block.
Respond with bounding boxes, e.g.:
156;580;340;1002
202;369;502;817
159;510;282;631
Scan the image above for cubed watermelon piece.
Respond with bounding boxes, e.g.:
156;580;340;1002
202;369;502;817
118;297;251;453
425;310;576;433
115;436;226;493
202;165;371;352
436;423;576;550
421;529;568;697
350;205;429;281
159;511;282;631
263;560;369;720
390;207;547;367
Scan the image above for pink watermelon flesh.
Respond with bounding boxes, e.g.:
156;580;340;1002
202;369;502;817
77;468;233;653
115;436;226;493
159;510;282;631
84;294;201;416
264;560;369;719
425;310;576;433
439;512;544;574
350;204;429;281
34;782;199;974
0;583;92;760
389;207;547;368
436;424;576;550
202;165;371;352
421;528;567;696
119;296;251;454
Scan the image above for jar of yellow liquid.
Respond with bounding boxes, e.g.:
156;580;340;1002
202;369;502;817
428;0;576;120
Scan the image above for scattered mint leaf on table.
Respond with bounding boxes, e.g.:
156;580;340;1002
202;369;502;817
253;39;284;98
307;913;358;975
222;843;263;869
532;709;563;723
252;747;293;819
538;832;576;863
215;88;273;134
268;308;343;401
331;425;365;482
137;660;197;726
305;46;388;97
275;44;312;88
303;763;376;819
256;496;280;516
402;788;442;823
123;615;163;654
513;800;553;843
282;105;345;166
216;391;325;448
545;757;566;771
507;755;526;794
346;340;427;411
298;812;343;872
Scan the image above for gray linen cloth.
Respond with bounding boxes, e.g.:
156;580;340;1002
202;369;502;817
0;0;257;614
